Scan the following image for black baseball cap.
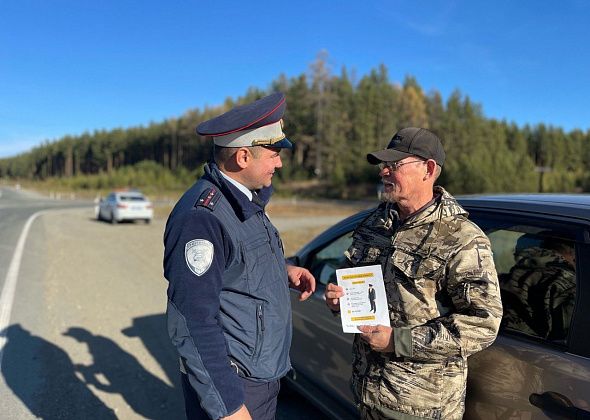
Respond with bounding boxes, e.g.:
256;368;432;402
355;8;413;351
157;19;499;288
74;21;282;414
367;127;445;167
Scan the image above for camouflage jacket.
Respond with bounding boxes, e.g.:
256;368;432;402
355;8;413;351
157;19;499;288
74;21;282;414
347;187;502;420
501;246;575;341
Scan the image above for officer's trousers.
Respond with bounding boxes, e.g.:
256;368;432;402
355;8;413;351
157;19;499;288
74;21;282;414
181;373;281;420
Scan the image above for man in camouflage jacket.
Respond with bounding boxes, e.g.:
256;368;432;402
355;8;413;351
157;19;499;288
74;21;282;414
325;128;503;419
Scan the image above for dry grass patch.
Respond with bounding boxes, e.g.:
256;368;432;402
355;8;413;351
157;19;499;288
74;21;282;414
281;226;333;256
266;200;369;218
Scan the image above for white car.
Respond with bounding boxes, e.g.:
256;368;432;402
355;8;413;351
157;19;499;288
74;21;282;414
97;190;153;224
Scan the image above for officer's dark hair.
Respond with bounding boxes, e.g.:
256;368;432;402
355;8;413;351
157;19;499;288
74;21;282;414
214;145;262;164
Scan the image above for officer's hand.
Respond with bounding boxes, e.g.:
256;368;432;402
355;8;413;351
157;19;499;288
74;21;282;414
358;325;394;353
324;283;344;312
222;404;252;420
286;265;316;301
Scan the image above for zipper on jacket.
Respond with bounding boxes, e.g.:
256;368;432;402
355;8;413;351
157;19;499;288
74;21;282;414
259;213;275;255
275;230;284;254
253;303;265;363
260;212;286;269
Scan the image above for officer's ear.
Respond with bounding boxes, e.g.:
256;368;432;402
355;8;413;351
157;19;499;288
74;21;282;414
234;147;252;169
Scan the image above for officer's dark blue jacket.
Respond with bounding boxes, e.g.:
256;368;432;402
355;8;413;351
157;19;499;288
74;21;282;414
163;162;292;419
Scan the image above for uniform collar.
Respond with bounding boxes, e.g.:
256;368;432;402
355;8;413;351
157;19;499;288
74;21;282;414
203;162;272;221
219;170;253;201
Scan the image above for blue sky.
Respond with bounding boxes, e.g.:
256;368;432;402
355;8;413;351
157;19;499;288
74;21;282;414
1;0;589;158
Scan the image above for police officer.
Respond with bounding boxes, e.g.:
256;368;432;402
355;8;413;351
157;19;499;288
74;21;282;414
325;127;503;419
164;92;315;420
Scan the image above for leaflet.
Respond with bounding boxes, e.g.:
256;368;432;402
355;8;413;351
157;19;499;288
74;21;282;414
336;264;390;333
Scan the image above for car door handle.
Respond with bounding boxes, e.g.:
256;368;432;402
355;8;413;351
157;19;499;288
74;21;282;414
529;391;590;419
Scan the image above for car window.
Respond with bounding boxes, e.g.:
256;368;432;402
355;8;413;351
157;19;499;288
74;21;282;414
308;232;353;286
477;219;577;346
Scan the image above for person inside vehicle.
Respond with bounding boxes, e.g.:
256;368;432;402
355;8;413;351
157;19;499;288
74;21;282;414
501;236;576;342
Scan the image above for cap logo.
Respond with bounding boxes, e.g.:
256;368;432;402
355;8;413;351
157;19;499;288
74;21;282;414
251;134;286;146
390;135;405;148
213;120;285;148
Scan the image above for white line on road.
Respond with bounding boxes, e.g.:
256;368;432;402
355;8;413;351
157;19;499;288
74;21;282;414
0;210;46;367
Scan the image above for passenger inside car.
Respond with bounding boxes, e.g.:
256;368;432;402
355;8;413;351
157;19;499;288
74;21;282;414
500;236;576;342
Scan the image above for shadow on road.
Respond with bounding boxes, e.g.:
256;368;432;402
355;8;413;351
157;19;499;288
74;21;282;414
2;318;183;420
2;318;324;419
63;324;182;420
121;313;181;389
1;324;117;419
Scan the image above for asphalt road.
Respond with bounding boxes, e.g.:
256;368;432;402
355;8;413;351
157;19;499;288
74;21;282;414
0;187;90;285
0;186;330;419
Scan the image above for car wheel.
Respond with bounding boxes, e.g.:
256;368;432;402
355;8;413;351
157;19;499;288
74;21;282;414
144;219;151;224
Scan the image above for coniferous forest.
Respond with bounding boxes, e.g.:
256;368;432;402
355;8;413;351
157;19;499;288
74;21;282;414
2;55;589;198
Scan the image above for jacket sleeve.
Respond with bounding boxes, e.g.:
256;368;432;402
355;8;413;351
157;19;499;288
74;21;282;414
394;234;503;361
164;209;244;419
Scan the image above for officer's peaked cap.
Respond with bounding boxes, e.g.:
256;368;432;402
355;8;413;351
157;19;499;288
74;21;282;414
196;92;292;149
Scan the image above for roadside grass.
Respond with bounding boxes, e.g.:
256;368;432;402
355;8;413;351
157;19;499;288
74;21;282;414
281;226;334;256
10;179;374;255
155;199;371;256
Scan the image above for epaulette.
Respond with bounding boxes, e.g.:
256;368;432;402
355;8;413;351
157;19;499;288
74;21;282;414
195;188;221;211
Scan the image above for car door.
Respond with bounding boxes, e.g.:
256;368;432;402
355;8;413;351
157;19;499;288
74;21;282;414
99;194;113;219
290;205;590;419
465;209;590;418
106;194;116;218
289;229;357;416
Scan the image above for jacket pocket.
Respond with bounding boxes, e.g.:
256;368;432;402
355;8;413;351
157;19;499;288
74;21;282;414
252;303;265;364
391;248;445;287
242;233;274;291
379;360;443;410
345;236;392;267
388;249;446;322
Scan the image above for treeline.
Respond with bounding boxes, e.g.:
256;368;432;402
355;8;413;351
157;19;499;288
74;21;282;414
2;54;590;196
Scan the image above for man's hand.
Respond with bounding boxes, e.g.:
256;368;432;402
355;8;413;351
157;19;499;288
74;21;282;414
358;325;394;352
286;265;316;301
222;404;252;420
324;283;344;312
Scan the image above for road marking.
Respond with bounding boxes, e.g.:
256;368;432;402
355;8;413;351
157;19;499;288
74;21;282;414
0;210;46;367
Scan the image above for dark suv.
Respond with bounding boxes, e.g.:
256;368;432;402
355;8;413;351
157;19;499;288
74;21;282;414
286;194;590;419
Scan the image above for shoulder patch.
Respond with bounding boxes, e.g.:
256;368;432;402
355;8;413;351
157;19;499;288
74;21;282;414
185;239;214;276
195;188;221;210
